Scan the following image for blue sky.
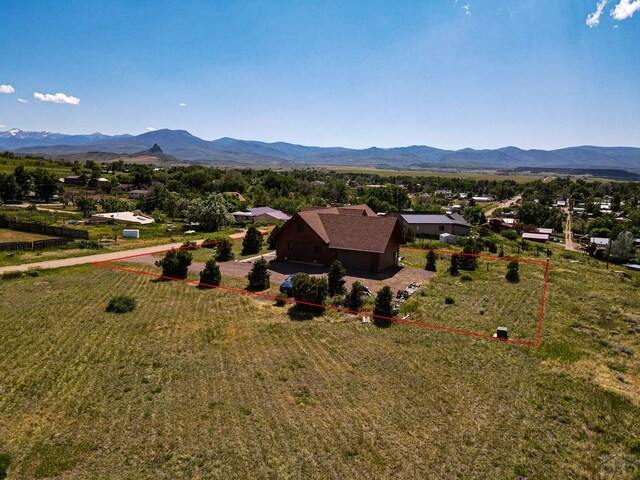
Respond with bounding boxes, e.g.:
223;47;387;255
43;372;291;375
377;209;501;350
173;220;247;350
0;0;638;149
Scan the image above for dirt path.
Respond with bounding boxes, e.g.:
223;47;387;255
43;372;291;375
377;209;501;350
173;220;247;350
11;203;78;215
0;240;204;274
564;209;577;251
484;194;521;217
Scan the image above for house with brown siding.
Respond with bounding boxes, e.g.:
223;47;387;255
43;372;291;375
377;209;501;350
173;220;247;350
273;205;403;273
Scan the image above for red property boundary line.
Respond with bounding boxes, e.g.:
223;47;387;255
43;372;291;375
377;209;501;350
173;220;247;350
91;241;551;347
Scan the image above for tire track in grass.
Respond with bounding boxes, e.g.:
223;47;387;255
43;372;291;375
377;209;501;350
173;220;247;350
284;326;357;476
249;323;325;476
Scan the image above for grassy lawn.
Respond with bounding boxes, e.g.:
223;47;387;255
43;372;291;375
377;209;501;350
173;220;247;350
0;252;639;478
0;229;55;242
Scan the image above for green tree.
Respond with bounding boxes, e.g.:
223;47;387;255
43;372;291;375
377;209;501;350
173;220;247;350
321;178;351;204
610;231;634;262
186;193;234;231
425;251;437;272
199;258;222;287
247;257;271;291
373;285;394;327
292;273;328;313
345;281;365;311
0;173;19;202
449;254;460;276
463;206;485;225
13;165;32;198
31;168;59;202
505;260;520;283
459;245;478;271
216;238;235;261
155;248;193;279
327;260;347;296
242;225;264;255
76;196;97;217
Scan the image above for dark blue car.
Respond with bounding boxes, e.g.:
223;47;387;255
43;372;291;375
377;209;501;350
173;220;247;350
279;274;297;296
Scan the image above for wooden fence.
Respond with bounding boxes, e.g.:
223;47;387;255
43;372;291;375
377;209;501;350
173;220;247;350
0;237;74;252
0;215;89;240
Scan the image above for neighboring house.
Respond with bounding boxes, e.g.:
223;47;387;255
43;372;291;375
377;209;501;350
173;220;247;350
273;204;404;273
129;189;151;200
481;218;513;231
91;210;155;225
522;232;549;242
232;207;291;223
388;212;471;237
537;227;553;235
472;196;495;203
61;175;86;185
590;237;610;247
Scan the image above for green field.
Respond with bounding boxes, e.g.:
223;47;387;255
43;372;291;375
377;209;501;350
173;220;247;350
1;251;639;478
0;157;73;176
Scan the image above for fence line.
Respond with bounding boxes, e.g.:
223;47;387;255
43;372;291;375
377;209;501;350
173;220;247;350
0;215;89;240
0;237;74;252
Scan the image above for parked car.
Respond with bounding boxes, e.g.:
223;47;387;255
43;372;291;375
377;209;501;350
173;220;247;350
184;230;196;235
279;274;298;296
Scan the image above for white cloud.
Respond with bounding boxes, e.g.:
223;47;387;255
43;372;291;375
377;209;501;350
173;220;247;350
18;98;28;104
147;127;156;131
587;0;608;27
33;92;80;105
463;4;471;15
0;124;5;129
0;85;15;94
611;0;640;19
179;102;187;107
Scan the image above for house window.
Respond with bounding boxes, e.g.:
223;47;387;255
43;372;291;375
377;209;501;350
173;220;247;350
439;225;445;231
313;246;320;256
297;223;304;233
416;225;420;231
287;242;294;251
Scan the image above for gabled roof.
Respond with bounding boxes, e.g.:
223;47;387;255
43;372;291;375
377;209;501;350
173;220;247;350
399;212;471;228
321;214;399;253
247;207;291;221
279;205;399;253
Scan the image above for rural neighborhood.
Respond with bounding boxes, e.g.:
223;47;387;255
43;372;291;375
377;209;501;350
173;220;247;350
1;1;640;479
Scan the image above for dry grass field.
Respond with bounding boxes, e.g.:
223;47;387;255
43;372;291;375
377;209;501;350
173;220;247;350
0;229;56;243
0;253;639;478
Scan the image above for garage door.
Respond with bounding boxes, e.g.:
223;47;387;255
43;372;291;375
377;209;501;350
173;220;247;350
337;250;372;272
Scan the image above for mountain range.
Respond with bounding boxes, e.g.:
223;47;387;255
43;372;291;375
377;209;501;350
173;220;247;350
1;128;639;172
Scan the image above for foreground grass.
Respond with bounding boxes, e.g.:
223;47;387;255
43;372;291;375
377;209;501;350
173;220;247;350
0;256;639;478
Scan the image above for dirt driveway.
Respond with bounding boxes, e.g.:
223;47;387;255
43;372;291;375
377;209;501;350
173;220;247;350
199;259;433;293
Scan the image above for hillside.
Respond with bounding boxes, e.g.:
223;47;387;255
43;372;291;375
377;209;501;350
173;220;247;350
2;128;639;171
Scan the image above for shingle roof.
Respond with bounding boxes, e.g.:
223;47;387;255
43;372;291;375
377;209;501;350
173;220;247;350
400;212;471;228
282;205;398;253
321;214;399;253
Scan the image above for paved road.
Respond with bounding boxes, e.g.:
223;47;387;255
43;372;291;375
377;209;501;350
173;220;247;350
0;240;203;274
484;195;522;217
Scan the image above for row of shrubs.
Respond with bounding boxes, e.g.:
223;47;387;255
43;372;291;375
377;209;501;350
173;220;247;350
424;250;520;282
1;269;39;281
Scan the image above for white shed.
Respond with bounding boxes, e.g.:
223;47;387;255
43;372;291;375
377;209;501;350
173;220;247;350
439;232;457;244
